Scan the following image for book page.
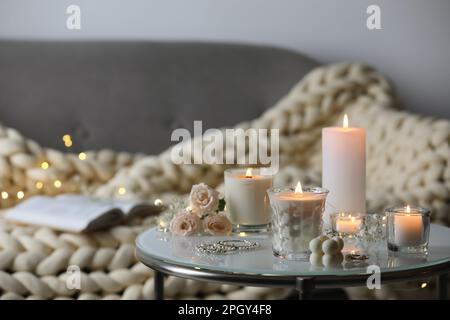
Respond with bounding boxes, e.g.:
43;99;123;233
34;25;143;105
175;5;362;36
5;195;122;232
110;199;161;218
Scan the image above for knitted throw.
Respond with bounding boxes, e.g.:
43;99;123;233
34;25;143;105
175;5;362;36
0;63;449;300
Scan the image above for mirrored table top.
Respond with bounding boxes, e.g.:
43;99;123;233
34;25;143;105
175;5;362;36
136;224;450;277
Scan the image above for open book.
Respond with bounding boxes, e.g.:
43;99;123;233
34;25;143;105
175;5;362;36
5;194;162;233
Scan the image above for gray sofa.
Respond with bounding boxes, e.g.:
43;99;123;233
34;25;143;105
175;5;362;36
0;41;318;154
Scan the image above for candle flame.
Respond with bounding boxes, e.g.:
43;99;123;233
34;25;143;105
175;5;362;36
295;181;303;194
343;114;349;129
245;168;252;178
406;205;411;213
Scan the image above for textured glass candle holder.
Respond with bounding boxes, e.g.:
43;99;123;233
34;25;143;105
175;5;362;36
268;187;328;260
386;206;430;254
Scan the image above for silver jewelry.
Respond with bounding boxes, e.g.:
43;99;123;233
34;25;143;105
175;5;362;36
196;239;259;254
345;253;369;261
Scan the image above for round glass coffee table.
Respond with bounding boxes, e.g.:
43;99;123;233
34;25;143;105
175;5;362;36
136;224;450;300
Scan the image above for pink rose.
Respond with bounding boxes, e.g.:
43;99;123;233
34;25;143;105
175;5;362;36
169;211;202;236
189;183;219;215
203;214;232;236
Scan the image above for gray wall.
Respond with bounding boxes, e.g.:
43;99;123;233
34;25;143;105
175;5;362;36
0;0;449;119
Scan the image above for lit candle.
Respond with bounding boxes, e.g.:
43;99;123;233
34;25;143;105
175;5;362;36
335;213;362;235
268;182;329;259
322;114;366;226
393;205;423;247
224;168;273;232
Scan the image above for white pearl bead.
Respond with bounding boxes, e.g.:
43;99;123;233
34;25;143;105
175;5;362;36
322;239;339;255
334;252;344;264
332;236;344;251
309;253;324;267
309;238;323;254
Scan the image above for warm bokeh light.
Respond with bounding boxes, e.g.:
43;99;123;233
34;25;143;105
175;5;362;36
40;161;49;170
117;187;126;195
62;134;73;148
154;199;163;206
78;152;87;160
1;191;8;200
406;205;411;214
35;181;44;189
17;191;24;199
245;168;252;178
54;180;62;188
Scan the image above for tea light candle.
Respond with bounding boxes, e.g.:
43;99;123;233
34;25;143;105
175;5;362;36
322;114;366;226
335;213;362;235
224;168;273;232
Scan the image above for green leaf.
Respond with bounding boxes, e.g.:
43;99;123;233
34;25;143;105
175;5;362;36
217;198;226;212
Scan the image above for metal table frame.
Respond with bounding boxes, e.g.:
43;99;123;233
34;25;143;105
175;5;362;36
137;249;450;300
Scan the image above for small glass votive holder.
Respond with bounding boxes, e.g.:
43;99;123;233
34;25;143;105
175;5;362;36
267;186;329;260
385;206;431;254
330;212;365;238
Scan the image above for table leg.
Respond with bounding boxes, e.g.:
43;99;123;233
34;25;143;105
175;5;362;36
154;270;165;300
437;273;448;300
296;277;314;300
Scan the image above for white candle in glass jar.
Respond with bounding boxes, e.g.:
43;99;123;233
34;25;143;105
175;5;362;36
322;114;366;226
394;206;423;246
224;168;273;229
268;182;329;259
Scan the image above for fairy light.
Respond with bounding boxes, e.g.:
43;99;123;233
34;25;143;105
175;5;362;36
35;182;44;190
40;161;50;170
420;282;427;289
54;180;62;188
17;191;25;199
154;199;163;206
62;134;73;148
1;191;9;200
78;152;87;160
117;187;126;195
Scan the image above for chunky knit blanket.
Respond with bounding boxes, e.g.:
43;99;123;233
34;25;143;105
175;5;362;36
0;63;449;299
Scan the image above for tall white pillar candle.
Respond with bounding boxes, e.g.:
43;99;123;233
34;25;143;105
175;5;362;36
322;114;366;226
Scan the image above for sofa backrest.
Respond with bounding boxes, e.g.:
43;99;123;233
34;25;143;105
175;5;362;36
0;41;317;154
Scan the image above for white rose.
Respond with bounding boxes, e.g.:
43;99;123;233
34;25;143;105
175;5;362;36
169;210;202;236
189;183;219;215
203;213;233;236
